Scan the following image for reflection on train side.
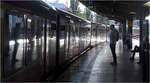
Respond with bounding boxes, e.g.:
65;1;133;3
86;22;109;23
91;23;108;46
1;1;108;80
9;39;29;45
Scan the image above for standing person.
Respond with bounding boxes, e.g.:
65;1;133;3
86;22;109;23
109;24;119;65
12;23;20;63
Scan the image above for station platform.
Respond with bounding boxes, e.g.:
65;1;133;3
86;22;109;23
52;40;142;82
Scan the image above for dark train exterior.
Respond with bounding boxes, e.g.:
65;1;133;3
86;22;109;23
0;1;107;82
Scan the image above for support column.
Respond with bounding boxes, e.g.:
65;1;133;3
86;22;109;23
139;17;143;63
140;17;149;82
139;6;149;81
122;19;126;45
127;19;133;49
128;19;133;34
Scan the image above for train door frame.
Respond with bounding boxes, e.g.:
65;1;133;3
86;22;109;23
0;9;2;82
140;19;149;82
90;22;92;46
63;17;67;61
56;14;60;67
76;20;80;55
3;11;26;78
25;14;48;74
64;17;71;60
79;20;82;52
43;18;47;74
58;15;67;64
74;20;78;55
96;24;98;45
1;8;8;81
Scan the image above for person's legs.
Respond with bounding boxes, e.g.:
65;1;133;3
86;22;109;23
130;48;136;60
130;46;139;60
12;41;19;61
110;44;117;63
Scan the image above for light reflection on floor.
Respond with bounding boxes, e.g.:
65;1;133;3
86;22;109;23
55;39;142;82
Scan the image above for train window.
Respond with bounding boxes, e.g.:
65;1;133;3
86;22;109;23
25;16;44;65
46;19;57;70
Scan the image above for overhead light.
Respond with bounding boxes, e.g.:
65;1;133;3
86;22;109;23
129;12;136;15
144;1;150;7
27;19;32;22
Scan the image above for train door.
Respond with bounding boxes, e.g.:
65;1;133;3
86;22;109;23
91;23;94;46
72;21;79;56
58;16;66;64
46;19;57;72
67;20;75;59
3;10;26;78
140;19;149;82
75;21;80;55
79;21;83;52
64;18;79;60
65;18;70;60
24;15;45;73
76;21;81;54
80;23;85;51
91;23;97;46
25;15;41;65
87;23;91;46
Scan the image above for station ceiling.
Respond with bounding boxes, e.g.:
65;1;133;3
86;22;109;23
79;0;150;22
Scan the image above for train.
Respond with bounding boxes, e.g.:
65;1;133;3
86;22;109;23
1;0;107;82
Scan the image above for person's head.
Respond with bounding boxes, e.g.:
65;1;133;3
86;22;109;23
110;24;115;30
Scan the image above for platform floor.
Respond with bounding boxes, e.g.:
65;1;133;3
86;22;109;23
54;40;143;82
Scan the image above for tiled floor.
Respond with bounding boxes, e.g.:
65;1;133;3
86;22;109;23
55;40;143;82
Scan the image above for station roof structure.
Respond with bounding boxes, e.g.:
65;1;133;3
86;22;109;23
79;0;150;22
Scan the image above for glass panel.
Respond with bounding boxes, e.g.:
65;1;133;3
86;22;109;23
47;20;56;69
65;21;70;60
24;15;43;65
4;14;25;77
91;24;97;46
59;25;65;63
68;22;76;59
49;19;56;66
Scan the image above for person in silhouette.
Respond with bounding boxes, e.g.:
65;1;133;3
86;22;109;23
109;24;119;65
12;23;20;63
130;45;140;60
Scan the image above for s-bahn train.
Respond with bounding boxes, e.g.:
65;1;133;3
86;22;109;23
1;0;107;82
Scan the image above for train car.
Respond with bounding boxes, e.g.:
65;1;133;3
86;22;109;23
56;9;91;65
91;23;107;46
1;0;92;82
1;1;58;81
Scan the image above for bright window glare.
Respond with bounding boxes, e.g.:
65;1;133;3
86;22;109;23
42;0;86;12
146;15;150;23
79;2;86;12
42;0;70;8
